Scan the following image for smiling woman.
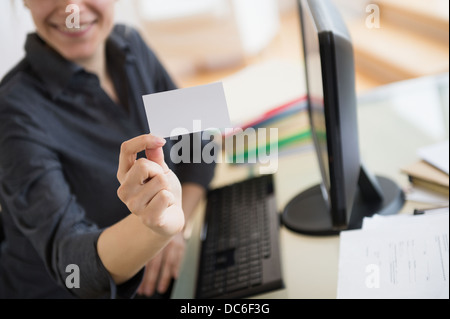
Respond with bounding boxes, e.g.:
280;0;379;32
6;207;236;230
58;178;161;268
24;0;115;68
0;0;216;299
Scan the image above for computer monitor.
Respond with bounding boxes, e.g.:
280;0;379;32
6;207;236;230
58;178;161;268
281;0;405;235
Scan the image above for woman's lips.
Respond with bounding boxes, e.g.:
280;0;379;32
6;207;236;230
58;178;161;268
52;20;97;37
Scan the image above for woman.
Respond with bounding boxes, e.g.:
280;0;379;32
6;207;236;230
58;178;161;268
0;0;215;298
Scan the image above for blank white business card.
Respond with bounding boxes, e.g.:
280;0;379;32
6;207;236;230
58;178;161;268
142;82;231;138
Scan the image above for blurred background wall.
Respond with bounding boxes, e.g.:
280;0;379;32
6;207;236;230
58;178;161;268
1;0;449;93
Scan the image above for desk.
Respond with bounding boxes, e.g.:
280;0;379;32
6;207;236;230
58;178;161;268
172;73;449;299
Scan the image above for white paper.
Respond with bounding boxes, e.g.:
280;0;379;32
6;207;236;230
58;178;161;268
337;210;449;299
142;82;231;138
362;209;449;230
404;186;449;205
418;140;449;175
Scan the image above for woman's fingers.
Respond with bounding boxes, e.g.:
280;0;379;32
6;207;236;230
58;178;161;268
141;190;174;225
117;134;167;183
118;167;172;215
117;158;164;205
146;147;169;173
139;254;163;296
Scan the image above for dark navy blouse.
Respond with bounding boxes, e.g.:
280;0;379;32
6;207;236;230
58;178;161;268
0;25;215;298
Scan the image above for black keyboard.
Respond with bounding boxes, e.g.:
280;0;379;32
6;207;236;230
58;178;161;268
195;174;283;299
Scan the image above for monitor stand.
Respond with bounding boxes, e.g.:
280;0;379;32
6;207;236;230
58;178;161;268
281;165;405;236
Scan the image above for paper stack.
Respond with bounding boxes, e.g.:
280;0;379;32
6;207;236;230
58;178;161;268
337;208;449;299
401;141;449;199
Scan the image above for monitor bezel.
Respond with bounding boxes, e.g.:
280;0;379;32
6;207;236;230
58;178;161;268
299;0;358;229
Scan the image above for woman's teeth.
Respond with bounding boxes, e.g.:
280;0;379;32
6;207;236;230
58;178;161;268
58;22;92;33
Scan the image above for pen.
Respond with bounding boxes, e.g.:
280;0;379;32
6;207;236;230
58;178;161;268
413;204;449;215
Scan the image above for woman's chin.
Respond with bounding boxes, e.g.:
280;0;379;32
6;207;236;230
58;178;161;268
44;26;105;64
58;45;101;64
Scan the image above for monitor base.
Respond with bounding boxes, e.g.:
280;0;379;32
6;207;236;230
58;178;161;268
281;176;405;236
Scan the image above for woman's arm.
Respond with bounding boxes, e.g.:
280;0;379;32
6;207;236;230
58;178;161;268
97;213;174;284
97;134;185;284
135;182;207;296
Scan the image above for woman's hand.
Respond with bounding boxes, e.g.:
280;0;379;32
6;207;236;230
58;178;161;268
137;233;186;296
116;134;184;237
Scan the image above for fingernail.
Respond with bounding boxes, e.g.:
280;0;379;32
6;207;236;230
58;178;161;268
157;285;166;294
156;137;166;145
145;288;154;296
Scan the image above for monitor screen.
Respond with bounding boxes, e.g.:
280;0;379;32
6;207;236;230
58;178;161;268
281;0;404;235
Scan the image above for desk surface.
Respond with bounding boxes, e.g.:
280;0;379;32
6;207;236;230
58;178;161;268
172;73;449;299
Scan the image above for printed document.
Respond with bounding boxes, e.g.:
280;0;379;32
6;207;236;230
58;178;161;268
337;209;449;299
